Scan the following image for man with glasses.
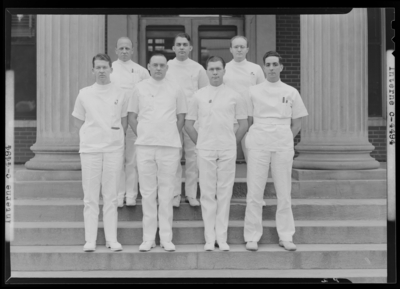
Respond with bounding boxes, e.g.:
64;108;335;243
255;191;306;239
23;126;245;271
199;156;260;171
224;35;266;206
111;36;150;208
128;53;187;252
165;33;209;208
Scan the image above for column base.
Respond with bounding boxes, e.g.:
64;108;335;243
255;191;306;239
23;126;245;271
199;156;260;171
293;144;381;170
25;144;81;171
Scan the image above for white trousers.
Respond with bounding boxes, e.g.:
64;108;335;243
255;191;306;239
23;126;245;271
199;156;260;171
80;150;123;243
118;128;138;200
136;145;180;242
175;127;198;198
198;149;236;244
244;149;295;242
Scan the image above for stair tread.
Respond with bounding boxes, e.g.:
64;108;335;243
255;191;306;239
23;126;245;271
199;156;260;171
11;243;386;253
13;219;387;228
10;268;387;279
13;198;387;205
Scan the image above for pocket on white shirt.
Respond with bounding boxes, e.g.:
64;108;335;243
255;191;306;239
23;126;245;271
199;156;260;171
280;101;292;117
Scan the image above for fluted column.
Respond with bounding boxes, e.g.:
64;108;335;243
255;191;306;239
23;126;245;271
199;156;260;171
293;8;380;170
25;15;105;170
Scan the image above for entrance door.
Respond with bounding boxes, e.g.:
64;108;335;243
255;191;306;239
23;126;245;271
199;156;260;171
139;16;244;68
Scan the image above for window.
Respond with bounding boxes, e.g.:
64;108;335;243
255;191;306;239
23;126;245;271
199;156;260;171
146;26;185;64
198;26;237;69
11;14;37;120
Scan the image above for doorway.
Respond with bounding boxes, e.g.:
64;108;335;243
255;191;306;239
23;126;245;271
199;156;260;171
138;16;244;68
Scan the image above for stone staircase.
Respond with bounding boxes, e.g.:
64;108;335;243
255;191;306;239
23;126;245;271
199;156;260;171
10;164;387;282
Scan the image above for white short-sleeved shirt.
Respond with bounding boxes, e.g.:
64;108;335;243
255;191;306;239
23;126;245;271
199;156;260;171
246;79;308;151
72;82;129;153
186;84;248;150
110;59;150;91
223;59;265;123
165;58;209;106
128;77;188;148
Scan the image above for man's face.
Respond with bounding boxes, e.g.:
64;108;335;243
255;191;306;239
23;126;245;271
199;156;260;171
206;60;225;87
115;38;133;62
230;37;249;62
92;59;112;84
263;56;283;83
148;55;168;81
173;37;192;61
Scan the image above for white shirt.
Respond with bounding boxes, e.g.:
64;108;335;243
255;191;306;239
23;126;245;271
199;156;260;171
165;58;209;106
110;59;150;90
72;82;129;153
224;59;265;114
186;84;248;151
246;79;308;151
128;78;188;148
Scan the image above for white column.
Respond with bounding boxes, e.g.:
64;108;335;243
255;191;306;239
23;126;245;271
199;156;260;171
25;15;105;170
293;8;380;170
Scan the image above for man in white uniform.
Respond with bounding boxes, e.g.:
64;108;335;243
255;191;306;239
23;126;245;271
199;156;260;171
185;56;248;251
128;53;187;252
72;53;128;252
224;35;266;206
165;33;209;207
244;51;308;252
110;37;150;208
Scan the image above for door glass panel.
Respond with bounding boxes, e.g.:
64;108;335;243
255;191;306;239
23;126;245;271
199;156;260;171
198;25;237;69
146;25;185;64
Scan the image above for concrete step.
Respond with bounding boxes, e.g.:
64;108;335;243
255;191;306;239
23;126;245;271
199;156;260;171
10;269;387;283
11;244;386;271
14;178;386;199
11;220;387;246
14;199;387;222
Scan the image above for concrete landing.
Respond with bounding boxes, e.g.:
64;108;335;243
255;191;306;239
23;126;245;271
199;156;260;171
11;244;387;271
10;269;387;283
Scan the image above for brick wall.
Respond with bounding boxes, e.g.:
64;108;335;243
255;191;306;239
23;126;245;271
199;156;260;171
369;126;387;162
14;127;36;164
276;14;301;92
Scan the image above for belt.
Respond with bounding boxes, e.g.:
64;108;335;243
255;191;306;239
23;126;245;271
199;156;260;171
253;117;291;125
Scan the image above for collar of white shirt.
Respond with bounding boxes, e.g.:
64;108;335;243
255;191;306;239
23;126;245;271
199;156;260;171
231;58;248;66
264;79;282;87
148;77;166;86
208;83;224;92
93;82;112;91
173;57;191;65
116;59;133;66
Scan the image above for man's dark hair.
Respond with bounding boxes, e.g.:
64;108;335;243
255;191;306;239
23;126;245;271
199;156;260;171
92;53;112;68
149;53;167;63
174;33;191;44
262;51;283;65
206;56;226;69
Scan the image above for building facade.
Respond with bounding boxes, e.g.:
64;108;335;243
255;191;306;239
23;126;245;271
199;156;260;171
10;10;392;167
